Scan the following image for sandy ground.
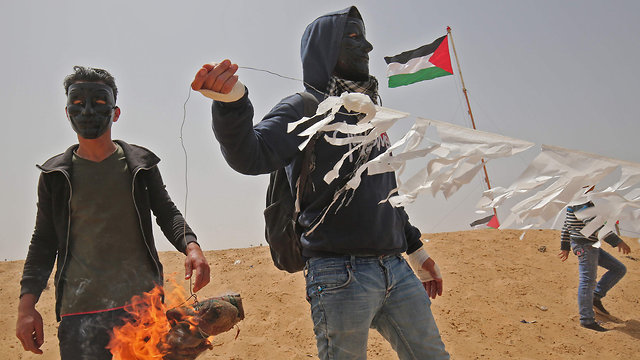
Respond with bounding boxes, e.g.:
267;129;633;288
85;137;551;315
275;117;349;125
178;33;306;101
2;229;639;359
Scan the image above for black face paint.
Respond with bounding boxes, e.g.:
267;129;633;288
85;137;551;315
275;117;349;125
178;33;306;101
334;18;373;81
66;82;116;139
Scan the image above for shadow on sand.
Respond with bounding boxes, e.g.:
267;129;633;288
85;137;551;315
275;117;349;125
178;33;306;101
611;319;640;339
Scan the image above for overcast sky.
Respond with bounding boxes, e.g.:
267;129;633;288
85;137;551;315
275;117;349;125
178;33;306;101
2;0;639;260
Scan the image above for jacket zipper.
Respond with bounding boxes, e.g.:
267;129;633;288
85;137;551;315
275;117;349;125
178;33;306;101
131;166;162;276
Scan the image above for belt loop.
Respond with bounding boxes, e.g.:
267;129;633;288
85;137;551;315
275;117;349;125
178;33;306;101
349;255;356;271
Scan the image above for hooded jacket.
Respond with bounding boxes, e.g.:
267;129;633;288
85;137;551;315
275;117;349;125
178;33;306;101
211;6;422;257
20;140;197;321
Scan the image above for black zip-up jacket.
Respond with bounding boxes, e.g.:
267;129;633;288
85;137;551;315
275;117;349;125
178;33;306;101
20;140;197;321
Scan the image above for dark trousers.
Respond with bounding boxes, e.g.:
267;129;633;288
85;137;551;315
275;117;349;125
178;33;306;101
58;309;130;360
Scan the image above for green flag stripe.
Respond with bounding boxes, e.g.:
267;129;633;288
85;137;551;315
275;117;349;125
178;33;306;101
388;67;452;88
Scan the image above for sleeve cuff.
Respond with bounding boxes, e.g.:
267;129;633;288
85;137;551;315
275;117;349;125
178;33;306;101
603;232;622;247
199;80;246;103
185;234;198;246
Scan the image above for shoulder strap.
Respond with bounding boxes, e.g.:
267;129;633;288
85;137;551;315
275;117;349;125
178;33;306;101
294;135;319;218
293;135;376;225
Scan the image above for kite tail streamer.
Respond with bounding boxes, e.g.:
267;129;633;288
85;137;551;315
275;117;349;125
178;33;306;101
305;140;376;234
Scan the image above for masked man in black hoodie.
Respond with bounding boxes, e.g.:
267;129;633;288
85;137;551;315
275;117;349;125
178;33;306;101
192;6;448;359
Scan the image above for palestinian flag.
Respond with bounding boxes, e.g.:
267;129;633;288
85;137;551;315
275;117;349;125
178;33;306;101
469;214;500;229
384;35;453;88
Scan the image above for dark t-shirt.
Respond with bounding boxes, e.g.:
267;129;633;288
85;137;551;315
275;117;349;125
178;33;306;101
60;144;157;315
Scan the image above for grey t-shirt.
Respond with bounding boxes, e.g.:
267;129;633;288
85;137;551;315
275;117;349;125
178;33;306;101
60;144;157;315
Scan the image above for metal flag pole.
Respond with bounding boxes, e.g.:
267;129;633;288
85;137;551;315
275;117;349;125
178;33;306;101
446;26;498;221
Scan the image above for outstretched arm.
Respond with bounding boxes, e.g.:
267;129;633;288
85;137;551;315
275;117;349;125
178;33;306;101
192;60;316;175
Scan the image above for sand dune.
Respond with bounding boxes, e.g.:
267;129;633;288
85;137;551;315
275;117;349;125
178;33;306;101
3;229;639;359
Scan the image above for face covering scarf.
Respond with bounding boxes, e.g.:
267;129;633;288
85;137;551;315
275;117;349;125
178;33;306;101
327;75;379;106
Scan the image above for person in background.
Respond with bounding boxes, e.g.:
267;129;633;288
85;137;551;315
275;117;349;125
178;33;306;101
559;190;630;332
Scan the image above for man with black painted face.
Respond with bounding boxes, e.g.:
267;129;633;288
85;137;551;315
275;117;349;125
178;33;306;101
192;6;448;360
334;16;373;81
16;66;211;359
66;82;119;139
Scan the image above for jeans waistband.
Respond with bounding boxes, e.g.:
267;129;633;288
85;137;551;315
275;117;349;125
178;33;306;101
307;254;401;268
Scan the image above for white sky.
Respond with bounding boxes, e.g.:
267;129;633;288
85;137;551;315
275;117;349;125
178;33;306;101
2;0;639;260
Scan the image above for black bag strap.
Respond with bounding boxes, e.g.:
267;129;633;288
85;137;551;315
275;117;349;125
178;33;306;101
293;134;376;231
294;135;319;219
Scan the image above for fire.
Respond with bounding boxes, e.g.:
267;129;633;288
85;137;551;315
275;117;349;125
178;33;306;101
107;279;244;360
107;279;196;360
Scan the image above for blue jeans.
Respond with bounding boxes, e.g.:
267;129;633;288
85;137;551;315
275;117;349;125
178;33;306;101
572;241;627;325
305;255;449;360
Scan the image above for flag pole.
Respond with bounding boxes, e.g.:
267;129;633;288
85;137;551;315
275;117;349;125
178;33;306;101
446;26;498;221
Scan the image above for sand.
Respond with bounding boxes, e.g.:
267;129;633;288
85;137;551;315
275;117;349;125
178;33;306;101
2;229;639;359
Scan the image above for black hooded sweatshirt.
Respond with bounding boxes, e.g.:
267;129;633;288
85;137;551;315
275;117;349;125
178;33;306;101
211;6;423;257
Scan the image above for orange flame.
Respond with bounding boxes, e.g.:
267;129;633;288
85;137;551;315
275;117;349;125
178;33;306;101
108;279;196;360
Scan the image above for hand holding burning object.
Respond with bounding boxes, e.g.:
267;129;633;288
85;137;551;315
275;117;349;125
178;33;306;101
109;286;244;360
163;294;244;360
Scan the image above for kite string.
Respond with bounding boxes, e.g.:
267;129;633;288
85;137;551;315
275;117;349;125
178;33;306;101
178;66;379;289
179;64;369;218
180;86;191;222
238;66;371;115
179;65;318;221
238;66;330;97
179;66;320;299
179;85;199;304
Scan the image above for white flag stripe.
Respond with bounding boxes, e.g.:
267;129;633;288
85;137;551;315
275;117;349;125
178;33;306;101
386;55;433;77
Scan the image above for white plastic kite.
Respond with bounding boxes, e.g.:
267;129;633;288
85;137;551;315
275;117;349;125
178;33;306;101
477;145;640;237
385;118;534;207
290;93;534;206
289;93;640;238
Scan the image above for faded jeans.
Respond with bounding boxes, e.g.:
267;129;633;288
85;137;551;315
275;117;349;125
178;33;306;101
572;241;627;325
305;255;449;360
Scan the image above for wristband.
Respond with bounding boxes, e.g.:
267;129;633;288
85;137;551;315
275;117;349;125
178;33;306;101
407;247;442;282
408;247;429;270
198;80;246;103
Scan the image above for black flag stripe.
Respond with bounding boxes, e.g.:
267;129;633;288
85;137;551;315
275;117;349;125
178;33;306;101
384;35;447;65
